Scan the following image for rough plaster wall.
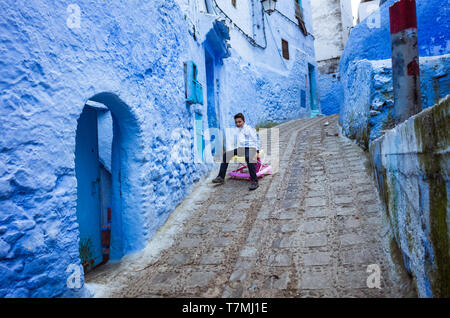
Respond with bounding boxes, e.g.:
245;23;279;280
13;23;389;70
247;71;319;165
340;0;354;45
311;0;352;118
205;0;316;125
340;55;450;147
420;55;450;110
266;9;315;59
340;0;450;78
311;0;344;63
222;0;316;71
318;57;341;74
339;0;450;146
0;0;210;298
317;72;344;116
302;0;315;34
370;96;450;297
339;59;373;145
215;0;253;36
220;48;311;129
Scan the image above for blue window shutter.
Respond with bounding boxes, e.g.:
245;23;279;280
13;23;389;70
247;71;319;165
195;81;203;104
184;61;203;105
184;61;193;102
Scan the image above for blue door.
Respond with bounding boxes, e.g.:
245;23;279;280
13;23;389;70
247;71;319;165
75;107;103;272
308;63;319;118
205;49;219;157
195;113;204;162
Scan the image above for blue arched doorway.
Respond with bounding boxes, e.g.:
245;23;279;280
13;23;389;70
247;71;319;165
75;93;145;273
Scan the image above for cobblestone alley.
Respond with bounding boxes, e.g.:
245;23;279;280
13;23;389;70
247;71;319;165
86;116;416;298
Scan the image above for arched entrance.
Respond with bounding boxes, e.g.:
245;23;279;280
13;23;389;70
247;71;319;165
75;93;145;273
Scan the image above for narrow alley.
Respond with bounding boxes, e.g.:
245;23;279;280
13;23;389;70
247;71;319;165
86;116;415;298
1;0;448;300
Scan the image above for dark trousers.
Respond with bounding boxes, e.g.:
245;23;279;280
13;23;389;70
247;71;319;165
218;147;258;182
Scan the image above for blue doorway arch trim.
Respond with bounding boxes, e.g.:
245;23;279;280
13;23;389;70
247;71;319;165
76;92;146;262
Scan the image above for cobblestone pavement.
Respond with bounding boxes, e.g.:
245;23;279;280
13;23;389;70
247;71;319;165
86;115;416;298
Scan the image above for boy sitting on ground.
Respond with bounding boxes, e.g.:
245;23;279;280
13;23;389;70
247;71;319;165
212;113;260;191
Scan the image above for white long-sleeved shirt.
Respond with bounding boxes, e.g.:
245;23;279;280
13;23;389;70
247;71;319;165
236;123;260;151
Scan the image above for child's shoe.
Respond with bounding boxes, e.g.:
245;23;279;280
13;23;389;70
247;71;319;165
212;176;225;184
249;180;259;191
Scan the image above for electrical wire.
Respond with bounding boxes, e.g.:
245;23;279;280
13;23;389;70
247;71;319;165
212;0;267;49
264;12;288;70
273;9;315;39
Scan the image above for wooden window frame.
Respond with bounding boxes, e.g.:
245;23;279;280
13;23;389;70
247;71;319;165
281;39;289;60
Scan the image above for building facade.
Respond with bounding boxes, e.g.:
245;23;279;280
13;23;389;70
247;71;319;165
310;0;353;116
358;0;380;24
0;0;318;297
311;0;353;75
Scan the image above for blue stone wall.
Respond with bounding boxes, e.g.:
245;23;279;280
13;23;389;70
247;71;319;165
219;48;313;130
317;73;343;116
0;0;208;297
339;0;450;146
340;54;450;148
370;96;450;298
340;0;450;78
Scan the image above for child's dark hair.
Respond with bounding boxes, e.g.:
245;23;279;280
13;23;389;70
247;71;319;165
234;113;245;121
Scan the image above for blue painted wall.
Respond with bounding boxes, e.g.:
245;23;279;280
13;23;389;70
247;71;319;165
0;0;209;297
205;48;218;130
219;47;314;130
340;54;450;148
317;73;343;116
340;0;450;78
339;0;450;144
370;96;450;297
210;0;318;127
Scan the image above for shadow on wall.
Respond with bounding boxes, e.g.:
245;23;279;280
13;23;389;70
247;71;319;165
75;92;146;274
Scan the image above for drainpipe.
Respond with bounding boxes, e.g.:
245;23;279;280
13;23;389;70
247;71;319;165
389;0;422;124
